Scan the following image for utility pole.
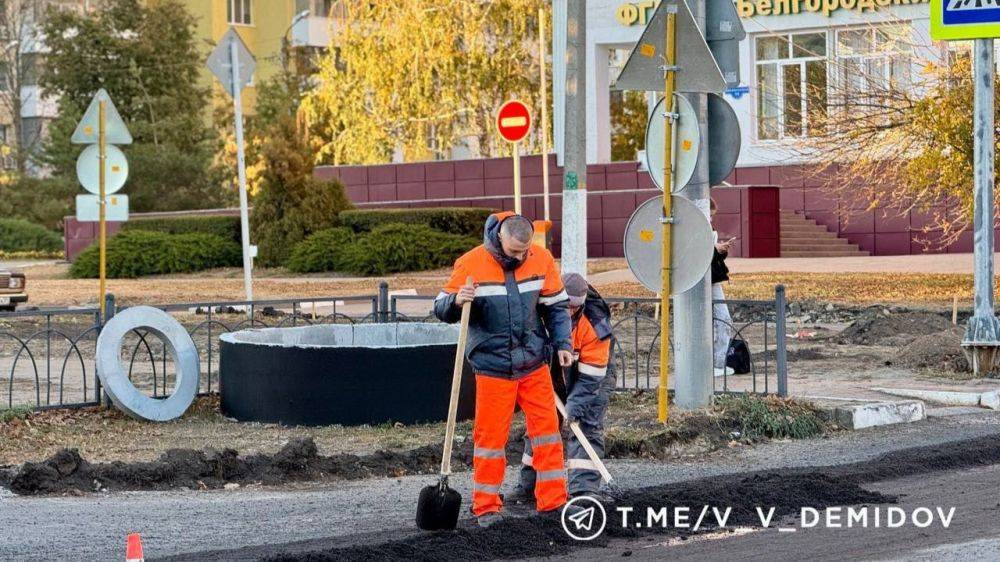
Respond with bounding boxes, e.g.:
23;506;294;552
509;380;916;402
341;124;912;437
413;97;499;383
673;0;714;408
962;38;1000;374
561;0;587;276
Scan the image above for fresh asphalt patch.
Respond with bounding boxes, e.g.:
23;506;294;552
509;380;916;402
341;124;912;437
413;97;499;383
243;435;1000;562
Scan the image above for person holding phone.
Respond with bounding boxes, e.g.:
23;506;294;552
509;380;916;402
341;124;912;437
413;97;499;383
710;199;734;377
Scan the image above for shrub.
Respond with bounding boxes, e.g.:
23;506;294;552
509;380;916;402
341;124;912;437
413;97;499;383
0;218;63;253
286;227;356;273
340;224;478;275
250;115;354;267
121;215;242;244
340;208;493;237
69;230;240;279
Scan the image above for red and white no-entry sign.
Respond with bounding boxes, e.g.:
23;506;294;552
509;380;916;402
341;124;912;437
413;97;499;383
496;100;532;143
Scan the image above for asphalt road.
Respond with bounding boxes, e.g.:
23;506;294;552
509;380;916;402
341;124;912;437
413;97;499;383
565;463;1000;561
2;410;999;561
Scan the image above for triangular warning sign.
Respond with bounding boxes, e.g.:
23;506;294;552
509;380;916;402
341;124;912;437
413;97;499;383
613;0;725;94
71;88;133;145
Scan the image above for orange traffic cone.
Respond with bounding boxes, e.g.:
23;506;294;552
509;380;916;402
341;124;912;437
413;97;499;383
125;533;144;562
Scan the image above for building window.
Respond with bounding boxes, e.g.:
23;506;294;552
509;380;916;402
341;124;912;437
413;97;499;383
227;0;252;25
0;124;8;144
755;32;827;141
835;26;911;114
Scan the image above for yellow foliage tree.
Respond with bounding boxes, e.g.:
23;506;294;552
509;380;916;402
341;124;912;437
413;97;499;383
304;0;547;165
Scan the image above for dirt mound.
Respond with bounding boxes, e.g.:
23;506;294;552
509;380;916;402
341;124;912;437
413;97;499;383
893;326;969;372
1;437;492;496
836;310;953;346
260;435;1000;562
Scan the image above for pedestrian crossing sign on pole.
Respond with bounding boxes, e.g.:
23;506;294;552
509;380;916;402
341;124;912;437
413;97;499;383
932;0;1000;40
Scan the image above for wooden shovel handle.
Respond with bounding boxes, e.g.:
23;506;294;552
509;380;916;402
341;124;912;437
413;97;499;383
554;397;614;484
441;277;473;476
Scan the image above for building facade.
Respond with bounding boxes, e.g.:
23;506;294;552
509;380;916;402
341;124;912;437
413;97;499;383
181;0;339;113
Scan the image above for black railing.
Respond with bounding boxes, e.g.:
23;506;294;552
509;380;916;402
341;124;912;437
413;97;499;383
0;283;788;412
388;285;789;396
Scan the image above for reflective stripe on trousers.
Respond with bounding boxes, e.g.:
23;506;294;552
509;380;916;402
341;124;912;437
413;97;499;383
472;365;567;515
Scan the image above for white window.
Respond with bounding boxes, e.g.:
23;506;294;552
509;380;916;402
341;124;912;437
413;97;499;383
835;26;911;112
227;0;252;26
755;32;827;141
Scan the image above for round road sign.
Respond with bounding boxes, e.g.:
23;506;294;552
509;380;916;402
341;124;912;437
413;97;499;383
645;95;700;193
707;93;741;186
496;100;532;143
76;144;129;195
624;195;714;296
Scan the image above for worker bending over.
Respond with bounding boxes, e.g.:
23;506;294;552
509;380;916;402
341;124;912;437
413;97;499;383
434;212;573;527
512;272;616;502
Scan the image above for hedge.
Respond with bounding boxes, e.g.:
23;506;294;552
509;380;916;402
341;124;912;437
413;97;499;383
69;230;241;279
120;215;242;245
340;208;493;238
0;218;63;254
340;224;478;276
285;227;356;273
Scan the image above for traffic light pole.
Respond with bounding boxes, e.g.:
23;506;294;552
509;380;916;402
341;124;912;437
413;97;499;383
673;0;714;409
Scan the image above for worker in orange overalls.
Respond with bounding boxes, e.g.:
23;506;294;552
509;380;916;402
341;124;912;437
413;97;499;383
513;272;617;502
434;212;574;527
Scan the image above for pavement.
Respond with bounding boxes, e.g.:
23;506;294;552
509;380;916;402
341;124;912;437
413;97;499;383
558;463;1000;561
589;252;992;286
3;410;1000;560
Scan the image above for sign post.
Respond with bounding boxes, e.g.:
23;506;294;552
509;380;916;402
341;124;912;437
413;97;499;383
208;28;257;308
72;88;132;316
931;1;1000;373
539;8;551;222
496;100;532;215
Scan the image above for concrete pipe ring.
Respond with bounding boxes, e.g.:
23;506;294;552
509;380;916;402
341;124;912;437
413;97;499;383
96;305;200;421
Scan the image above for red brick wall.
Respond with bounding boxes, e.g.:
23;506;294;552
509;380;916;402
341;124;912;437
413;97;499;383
316;155;768;259
738;164;987;256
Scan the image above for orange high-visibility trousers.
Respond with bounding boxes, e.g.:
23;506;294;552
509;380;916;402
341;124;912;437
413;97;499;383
471;364;568;515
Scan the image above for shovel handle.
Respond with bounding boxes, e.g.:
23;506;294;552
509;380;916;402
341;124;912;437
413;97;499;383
554;397;614;484
441;277;473;476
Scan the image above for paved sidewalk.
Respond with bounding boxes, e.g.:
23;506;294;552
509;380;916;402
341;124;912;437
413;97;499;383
590;253;989;286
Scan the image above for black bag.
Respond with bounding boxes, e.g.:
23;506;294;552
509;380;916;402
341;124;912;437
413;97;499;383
726;337;751;374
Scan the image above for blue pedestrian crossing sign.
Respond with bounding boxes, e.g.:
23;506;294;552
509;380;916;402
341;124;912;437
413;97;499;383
932;0;1000;40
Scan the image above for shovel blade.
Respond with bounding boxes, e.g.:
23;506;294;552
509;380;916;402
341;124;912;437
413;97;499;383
416;481;463;531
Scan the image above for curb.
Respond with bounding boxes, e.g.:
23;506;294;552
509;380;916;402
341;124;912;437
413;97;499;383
830;400;926;430
873;387;1000;410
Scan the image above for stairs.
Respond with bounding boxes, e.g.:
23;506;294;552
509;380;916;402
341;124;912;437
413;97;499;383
780;210;869;257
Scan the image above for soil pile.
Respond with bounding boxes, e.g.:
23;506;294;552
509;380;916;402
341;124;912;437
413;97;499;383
836;310;952;346
894;326;969;372
261;435;1000;562
1;437;498;496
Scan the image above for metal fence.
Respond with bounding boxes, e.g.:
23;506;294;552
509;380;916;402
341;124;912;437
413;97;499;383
0;283;787;412
390;284;788;397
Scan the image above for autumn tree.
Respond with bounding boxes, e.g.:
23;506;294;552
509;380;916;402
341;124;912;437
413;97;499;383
793;30;987;244
611;91;648;162
40;0;231;212
304;0;547;165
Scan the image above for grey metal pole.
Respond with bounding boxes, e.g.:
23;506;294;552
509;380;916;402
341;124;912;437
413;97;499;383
673;0;714;408
962;38;1000;375
775;285;788;397
231;38;254;308
561;0;587;276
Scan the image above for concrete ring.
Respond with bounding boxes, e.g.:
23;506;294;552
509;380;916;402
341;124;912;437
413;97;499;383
96;306;200;421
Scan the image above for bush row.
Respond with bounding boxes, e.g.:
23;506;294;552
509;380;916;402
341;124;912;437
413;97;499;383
69;230;241;279
0;218;63;254
287;224;477;275
120;215;243;245
340;208;492;238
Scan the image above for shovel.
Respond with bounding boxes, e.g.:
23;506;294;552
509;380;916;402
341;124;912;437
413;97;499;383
554;395;623;498
416;278;473;531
